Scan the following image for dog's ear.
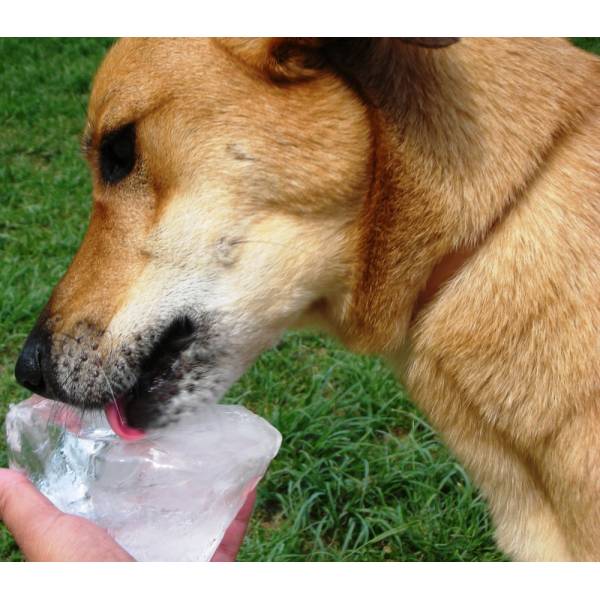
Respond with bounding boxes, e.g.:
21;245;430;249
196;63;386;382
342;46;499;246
399;37;459;48
217;37;325;82
219;38;459;83
315;38;460;109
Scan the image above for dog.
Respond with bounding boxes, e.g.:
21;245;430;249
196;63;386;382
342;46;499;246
14;38;600;560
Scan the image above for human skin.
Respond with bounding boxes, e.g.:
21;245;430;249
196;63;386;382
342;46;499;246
0;467;255;561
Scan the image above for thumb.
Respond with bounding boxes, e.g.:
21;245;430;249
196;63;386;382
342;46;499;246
0;468;133;561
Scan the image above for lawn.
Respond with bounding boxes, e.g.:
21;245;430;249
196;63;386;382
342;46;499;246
1;37;598;562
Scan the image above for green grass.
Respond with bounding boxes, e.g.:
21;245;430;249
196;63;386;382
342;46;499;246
1;37;598;562
571;37;600;54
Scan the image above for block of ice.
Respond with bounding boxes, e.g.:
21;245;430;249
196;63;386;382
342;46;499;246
5;395;282;561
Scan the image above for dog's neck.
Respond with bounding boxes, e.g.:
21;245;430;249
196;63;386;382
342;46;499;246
329;38;597;353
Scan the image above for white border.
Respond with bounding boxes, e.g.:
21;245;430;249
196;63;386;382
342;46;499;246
2;562;600;600
1;0;599;36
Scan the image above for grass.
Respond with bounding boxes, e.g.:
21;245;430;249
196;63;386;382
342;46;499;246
1;37;598;562
228;333;501;561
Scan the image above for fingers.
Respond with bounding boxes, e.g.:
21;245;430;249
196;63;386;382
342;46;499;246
0;468;133;561
1;466;256;562
211;488;257;562
236;488;258;523
0;468;60;551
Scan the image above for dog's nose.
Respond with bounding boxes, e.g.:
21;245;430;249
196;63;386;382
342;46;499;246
15;327;50;395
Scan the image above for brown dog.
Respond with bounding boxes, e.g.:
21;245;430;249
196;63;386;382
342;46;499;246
15;38;600;560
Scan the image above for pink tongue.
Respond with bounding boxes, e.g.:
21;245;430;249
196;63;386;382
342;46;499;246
104;398;145;440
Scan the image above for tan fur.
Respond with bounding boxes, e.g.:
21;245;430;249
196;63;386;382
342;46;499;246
41;38;600;560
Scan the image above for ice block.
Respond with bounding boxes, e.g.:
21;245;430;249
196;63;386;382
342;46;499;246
5;395;282;561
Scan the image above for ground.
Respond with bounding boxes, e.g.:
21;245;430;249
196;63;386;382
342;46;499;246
1;37;599;562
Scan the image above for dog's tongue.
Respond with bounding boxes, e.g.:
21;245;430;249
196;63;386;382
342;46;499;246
104;398;145;440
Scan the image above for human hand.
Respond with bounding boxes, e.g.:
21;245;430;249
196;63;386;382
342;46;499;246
0;467;256;561
210;487;256;561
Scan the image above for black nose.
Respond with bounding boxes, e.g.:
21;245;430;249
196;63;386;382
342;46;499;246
15;326;50;395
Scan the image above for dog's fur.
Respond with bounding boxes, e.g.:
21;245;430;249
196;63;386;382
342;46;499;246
18;38;600;560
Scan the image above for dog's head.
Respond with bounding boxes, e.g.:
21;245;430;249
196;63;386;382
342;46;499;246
15;37;457;434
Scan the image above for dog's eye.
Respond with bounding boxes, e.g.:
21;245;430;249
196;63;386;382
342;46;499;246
99;123;136;184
